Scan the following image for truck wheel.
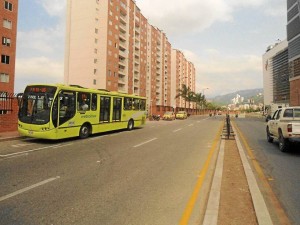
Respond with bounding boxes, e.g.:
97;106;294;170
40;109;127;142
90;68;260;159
278;132;290;152
266;127;273;143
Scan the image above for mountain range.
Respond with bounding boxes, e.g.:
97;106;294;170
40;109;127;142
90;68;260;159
210;88;264;105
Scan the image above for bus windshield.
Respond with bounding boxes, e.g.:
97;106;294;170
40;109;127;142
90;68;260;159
18;86;57;125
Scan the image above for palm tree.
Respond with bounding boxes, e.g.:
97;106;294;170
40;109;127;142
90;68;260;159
186;91;195;114
194;93;204;114
175;84;191;111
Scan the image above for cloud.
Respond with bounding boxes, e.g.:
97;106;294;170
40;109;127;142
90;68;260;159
35;0;66;17
136;0;271;35
17;26;64;57
182;50;263;97
137;0;232;35
264;1;286;17
15;57;64;92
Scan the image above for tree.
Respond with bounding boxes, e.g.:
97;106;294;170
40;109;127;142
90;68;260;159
175;84;192;110
193;93;204;113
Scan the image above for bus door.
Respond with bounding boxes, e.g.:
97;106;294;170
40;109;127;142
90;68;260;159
99;96;111;123
112;97;122;122
58;90;76;126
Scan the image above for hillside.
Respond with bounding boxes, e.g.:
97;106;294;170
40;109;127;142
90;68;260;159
210;88;263;105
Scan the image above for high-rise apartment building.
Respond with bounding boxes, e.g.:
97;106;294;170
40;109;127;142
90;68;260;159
0;0;18;94
65;0;195;114
171;49;196;110
287;0;300;106
65;0;149;97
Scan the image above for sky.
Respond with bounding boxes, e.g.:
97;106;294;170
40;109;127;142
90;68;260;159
15;0;287;97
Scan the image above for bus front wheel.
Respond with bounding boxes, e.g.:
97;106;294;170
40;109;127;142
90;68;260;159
79;124;90;139
127;120;134;131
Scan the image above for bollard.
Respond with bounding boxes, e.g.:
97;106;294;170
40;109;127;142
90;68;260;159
226;114;230;139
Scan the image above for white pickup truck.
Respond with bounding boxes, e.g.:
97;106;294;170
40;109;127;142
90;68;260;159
266;107;300;152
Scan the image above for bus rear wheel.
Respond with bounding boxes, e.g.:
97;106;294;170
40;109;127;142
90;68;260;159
79;124;90;139
127;120;134;131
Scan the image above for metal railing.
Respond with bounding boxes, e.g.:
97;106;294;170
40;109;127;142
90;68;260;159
0;92;19;114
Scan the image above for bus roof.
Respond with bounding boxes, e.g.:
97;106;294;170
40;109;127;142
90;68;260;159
24;83;146;99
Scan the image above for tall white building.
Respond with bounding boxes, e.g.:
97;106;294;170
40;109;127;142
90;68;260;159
262;40;288;107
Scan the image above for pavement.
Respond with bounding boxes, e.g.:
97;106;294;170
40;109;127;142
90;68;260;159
0;120;289;224
0;130;21;142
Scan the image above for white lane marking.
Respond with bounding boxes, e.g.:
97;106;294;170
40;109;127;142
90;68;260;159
197;118;210;123
0;176;60;202
5;153;29;159
0;143;73;158
173;128;182;133
11;144;32;148
133;138;157;148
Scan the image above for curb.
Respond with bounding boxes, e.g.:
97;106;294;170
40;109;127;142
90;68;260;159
203;124;273;225
232;125;273;225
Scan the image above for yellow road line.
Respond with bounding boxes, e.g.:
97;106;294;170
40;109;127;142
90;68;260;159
179;124;223;225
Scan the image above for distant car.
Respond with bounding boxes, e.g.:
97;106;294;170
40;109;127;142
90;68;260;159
163;111;175;120
176;111;188;119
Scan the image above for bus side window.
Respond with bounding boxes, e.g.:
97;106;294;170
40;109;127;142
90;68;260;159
133;98;139;111
124;97;132;110
78;92;90;111
92;94;97;111
140;99;146;110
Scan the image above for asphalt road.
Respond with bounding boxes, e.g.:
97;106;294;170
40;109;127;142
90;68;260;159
234;117;300;225
0;116;223;225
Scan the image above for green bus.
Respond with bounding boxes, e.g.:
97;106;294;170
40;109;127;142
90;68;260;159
18;84;147;139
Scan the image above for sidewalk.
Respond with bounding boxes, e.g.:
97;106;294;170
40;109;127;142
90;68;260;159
0;130;21;142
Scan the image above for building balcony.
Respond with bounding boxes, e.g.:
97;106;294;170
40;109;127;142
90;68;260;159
119;58;127;67
120;14;127;24
118;77;126;84
119;32;127;41
118;85;126;93
119;24;127;33
118;68;127;76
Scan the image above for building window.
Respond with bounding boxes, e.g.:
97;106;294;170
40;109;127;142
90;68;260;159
94;69;97;74
3;19;12;29
1;55;10;64
2;37;11;46
4;1;13;11
94;48;98;54
95;28;98;34
0;73;9;83
94;59;97;63
95;38;98;44
93;79;97;85
108;70;111;76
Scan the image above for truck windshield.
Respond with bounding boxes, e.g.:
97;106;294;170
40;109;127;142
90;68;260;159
18;86;57;125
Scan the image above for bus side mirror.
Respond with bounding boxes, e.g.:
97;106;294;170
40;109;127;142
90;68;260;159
266;115;272;122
